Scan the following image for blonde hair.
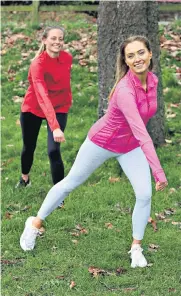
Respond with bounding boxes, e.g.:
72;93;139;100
32;25;65;60
108;35;153;100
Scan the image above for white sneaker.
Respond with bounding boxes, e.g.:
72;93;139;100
20;216;39;251
128;244;147;268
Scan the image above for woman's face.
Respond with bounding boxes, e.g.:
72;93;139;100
124;41;152;75
43;29;64;55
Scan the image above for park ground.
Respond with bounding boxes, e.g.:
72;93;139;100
1;10;181;296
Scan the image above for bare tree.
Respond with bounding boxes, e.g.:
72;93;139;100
97;1;165;145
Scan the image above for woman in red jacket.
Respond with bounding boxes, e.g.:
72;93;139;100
16;26;72;188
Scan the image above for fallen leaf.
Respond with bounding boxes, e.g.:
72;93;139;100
147;263;153;267
169;188;177;194
155;212;166;220
21;52;30;58
148;217;158;232
12;276;21;281
0;50;7;55
148;244;159;252
166;113;176;119
170;103;180;108
1;259;24;265
70;281;76;289
165;139;172;144
123;287;137;292
116;267;127;275
70;232;80;237
75;224;88;234
164;208;176;215
72;240;78;244
88;266;113;277
16;119;21;125
79;59;88;66
2;158;14;167
172;221;181;225
164;219;172;223
109;177;120;183
80;228;88;234
56;275;65;280
51;246;58;252
168;288;176;293
5;212;13;219
105;222;113;229
12;96;23;103
21;205;32;212
39;227;45;234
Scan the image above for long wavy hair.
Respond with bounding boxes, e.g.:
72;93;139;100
108;35;153;100
32;25;65;60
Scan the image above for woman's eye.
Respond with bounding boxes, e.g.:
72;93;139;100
139;51;145;55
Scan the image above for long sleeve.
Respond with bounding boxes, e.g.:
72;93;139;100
116;87;167;183
30;61;60;131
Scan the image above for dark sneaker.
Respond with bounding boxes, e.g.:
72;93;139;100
58;201;65;209
15;177;31;188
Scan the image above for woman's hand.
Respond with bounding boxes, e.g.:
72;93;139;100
53;128;65;143
155;181;168;192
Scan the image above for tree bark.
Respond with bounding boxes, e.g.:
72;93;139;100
97;0;165;145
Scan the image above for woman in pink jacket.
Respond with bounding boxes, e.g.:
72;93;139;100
20;35;168;268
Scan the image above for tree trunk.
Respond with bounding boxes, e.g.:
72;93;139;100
97;1;165;145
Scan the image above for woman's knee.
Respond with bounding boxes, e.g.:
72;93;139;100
22;144;36;155
135;187;152;202
52;175;81;194
48;148;60;160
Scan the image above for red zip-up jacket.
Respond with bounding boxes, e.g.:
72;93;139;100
21;50;72;131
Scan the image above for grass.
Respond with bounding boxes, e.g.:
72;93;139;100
1;11;181;296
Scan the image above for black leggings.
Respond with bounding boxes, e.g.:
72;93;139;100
20;112;68;185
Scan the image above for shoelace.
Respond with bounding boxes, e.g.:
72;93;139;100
128;246;143;254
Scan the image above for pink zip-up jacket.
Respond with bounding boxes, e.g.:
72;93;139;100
88;70;167;183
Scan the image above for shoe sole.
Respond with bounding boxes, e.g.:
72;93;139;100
20;217;35;251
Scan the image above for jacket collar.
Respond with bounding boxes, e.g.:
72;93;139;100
127;69;156;89
44;50;65;63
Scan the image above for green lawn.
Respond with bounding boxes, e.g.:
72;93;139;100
1;11;181;296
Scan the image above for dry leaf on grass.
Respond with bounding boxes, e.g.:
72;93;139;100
56;275;65;280
148;217;158;232
72;240;78;244
148;244;159;252
70;281;76;289
5;212;13;219
105;222;113;229
171;221;181;225
88;266;114;277
109;177;120;183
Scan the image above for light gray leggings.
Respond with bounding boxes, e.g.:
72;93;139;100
38;137;152;240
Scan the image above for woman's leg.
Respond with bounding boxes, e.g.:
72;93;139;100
47;113;68;185
117;147;152;267
38;138;117;220
117;147;152;241
19;112;42;183
20;138;118;250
